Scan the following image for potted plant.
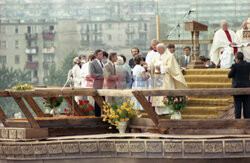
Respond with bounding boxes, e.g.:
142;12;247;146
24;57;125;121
43;97;63;116
102;97;141;133
163;96;190;119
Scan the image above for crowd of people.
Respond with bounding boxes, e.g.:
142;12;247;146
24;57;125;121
68;19;250;119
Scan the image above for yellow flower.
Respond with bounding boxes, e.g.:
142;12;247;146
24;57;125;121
123;102;127;106
121;106;125;110
125;118;129;121
132;102;135;106
115;115;119;118
115;121;119;124
120;118;125;122
103;118;107;122
127;100;130;104
108;120;112;123
108;126;112;129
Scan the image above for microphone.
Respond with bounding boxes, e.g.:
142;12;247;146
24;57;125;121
188;9;196;14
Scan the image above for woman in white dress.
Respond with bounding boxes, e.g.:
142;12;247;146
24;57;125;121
131;55;150;111
72;57;82;103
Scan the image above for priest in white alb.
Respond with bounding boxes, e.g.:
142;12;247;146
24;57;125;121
150;43;188;115
209;21;238;68
235;20;250;62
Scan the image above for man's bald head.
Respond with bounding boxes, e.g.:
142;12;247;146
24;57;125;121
221;21;229;31
242;21;248;30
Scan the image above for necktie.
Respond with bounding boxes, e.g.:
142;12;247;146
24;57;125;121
185;58;188;66
100;60;103;68
113;64;116;74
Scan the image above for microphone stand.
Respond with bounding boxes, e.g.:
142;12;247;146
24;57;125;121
166;10;193;39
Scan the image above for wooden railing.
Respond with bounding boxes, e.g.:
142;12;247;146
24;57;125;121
0;87;250;133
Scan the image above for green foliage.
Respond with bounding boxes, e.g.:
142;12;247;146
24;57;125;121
42;97;63;109
163;96;190;112
0;65;32;117
44;50;78;86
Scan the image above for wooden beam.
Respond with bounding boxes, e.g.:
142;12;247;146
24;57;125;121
160;39;213;45
6;88;97;98
132;91;159;127
97;89;133;97
158;119;250;130
13;97;40;128
24;97;45;117
92;95;105;112
64;96;84;116
0;106;7;127
137;88;250;96
0;91;10;97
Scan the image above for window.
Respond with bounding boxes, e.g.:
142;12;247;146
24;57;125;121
28;54;32;62
118;34;122;41
0;26;6;34
15;55;20;64
2;41;6;48
15;26;19;34
108;34;112;41
34;70;38;78
0;56;7;64
15;40;19;49
27;26;31;33
108;24;112;29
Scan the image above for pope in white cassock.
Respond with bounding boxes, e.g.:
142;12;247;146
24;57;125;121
150;43;188;115
209;21;238;68
235;21;250;62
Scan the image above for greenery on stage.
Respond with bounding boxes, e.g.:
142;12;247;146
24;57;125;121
44;50;78;86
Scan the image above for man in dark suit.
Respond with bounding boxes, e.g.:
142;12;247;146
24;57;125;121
89;49;104;117
228;52;250;119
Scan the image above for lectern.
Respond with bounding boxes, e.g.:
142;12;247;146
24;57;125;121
185;20;208;68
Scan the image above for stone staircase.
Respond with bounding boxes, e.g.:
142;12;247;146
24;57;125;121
181;69;233;119
141;69;233;119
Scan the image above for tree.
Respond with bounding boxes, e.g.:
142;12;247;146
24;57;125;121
0;65;32;118
44;50;78;86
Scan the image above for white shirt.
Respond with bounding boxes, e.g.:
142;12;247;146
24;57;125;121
80;62;92;88
72;64;81;87
146;50;160;70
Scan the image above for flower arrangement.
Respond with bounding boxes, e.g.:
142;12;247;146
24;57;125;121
78;99;94;116
64;99;94;116
12;84;34;90
42;97;63;109
64;107;75;116
102;97;140;129
163;96;190;113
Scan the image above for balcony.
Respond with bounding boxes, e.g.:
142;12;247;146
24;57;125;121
42;32;55;39
43;47;55;54
25;61;38;69
25;33;38;41
25;47;38;54
43;61;55;69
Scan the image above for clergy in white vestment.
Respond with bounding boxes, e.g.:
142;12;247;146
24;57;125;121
209;21;238;68
150;43;188;115
235;21;250;62
146;39;160;70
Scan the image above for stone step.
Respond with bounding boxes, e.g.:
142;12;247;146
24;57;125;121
187;83;231;88
185;75;232;83
182;106;228;115
188;98;230;105
184;69;230;75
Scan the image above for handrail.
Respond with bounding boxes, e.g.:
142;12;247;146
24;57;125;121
1;87;250;97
